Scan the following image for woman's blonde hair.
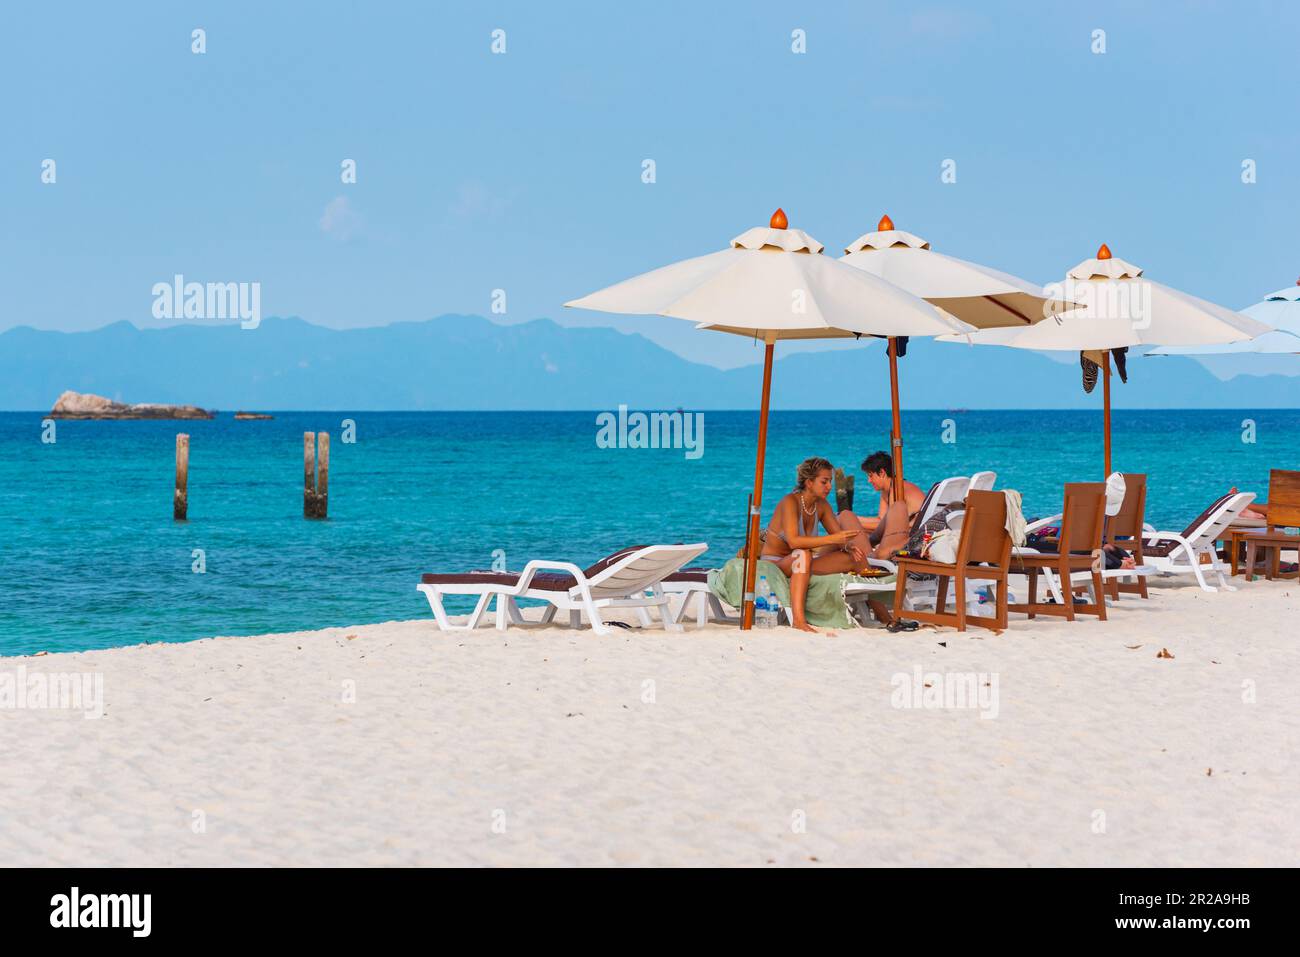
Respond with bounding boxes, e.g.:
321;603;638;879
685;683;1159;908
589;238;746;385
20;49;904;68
794;457;833;492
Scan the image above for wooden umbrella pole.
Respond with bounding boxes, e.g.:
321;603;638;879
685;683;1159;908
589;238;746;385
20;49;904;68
742;338;776;630
888;337;904;501
1102;351;1113;478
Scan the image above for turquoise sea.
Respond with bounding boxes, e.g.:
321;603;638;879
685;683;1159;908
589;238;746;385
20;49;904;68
1;409;1296;656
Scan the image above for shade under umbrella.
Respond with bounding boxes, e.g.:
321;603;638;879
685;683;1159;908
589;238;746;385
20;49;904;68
938;244;1271;475
1148;283;1300;355
566;209;972;629
838;215;1074;498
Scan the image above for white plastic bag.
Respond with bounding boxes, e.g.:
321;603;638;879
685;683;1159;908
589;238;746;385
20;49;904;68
925;528;960;564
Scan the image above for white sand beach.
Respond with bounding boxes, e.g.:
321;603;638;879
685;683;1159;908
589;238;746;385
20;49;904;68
3;577;1297;867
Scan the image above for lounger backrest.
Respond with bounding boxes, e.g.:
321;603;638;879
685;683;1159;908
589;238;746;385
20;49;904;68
968;471;997;491
956;490;1010;566
583;545;651;578
1178;492;1234;541
584;543;709;598
1267;469;1300;528
937;476;971;509
913;476;969;533
1105;473;1147;542
1060;482;1107;554
1183;492;1254;545
910;482;941;534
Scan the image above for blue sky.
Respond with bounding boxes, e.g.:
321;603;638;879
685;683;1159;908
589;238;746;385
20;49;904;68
4;1;1298;373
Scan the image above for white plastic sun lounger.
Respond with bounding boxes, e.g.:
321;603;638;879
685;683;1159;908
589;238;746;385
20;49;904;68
1141;492;1255;592
1022;493;1254;596
659;571;740;627
417;543;708;635
1010;559;1159;606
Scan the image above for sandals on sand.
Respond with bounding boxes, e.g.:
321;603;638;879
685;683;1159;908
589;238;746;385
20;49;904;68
886;619;920;633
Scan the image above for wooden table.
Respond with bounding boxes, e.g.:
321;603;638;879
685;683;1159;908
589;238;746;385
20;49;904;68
1224;525;1264;576
1238;529;1300;582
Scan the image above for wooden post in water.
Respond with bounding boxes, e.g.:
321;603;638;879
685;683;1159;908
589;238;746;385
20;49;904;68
316;431;329;519
304;431;329;518
304;431;317;518
174;433;189;521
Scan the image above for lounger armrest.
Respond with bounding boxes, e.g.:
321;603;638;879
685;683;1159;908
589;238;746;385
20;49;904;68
1142;522;1156;534
1025;513;1062;534
1145;530;1197;558
512;559;587;593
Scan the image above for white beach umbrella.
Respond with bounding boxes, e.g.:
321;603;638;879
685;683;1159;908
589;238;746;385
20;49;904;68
1148;282;1300;355
1241;282;1300;332
1147;329;1300;355
938;244;1272;475
566;209;972;629
838;214;1075;498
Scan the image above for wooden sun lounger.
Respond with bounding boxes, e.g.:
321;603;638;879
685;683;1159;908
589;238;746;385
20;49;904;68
1009;483;1108;621
894;490;1012;632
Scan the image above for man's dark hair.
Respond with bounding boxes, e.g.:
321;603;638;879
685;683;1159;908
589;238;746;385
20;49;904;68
860;451;893;477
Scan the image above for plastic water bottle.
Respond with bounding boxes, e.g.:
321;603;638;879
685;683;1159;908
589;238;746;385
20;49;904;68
755;576;776;629
767;591;784;627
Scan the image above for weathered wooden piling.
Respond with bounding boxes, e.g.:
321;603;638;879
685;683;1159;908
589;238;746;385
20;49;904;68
833;466;854;513
304;431;329;518
316;431;329;518
304;432;317;518
174;433;189;520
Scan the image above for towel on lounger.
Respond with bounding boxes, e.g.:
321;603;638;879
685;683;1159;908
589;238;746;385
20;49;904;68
706;559;880;629
1002;489;1026;547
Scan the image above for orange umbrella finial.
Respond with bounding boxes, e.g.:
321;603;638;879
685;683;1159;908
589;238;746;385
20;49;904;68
877;214;894;232
769;208;788;230
1097;243;1112;260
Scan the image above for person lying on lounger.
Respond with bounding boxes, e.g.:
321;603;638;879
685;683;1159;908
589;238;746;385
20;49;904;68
753;457;878;633
836;451;926;560
1229;487;1269;522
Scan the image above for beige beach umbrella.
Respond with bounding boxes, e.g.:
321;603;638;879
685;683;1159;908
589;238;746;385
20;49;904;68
839;214;1076;499
938;244;1272;475
566;209;973;629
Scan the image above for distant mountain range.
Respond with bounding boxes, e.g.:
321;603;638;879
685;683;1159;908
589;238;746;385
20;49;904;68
0;315;1295;410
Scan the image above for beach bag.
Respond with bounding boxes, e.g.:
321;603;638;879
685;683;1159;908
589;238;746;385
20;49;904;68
924;528;960;564
901;504;958;557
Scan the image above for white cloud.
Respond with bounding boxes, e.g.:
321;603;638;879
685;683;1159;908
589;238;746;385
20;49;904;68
909;8;990;40
319;196;362;240
449;181;509;221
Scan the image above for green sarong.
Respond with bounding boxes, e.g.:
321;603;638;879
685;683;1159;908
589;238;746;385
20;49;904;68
706;558;893;629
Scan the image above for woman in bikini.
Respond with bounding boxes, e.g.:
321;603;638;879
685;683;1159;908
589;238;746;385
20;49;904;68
755;457;875;633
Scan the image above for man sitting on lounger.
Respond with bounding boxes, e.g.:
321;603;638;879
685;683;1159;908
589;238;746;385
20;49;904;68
837;451;927;559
